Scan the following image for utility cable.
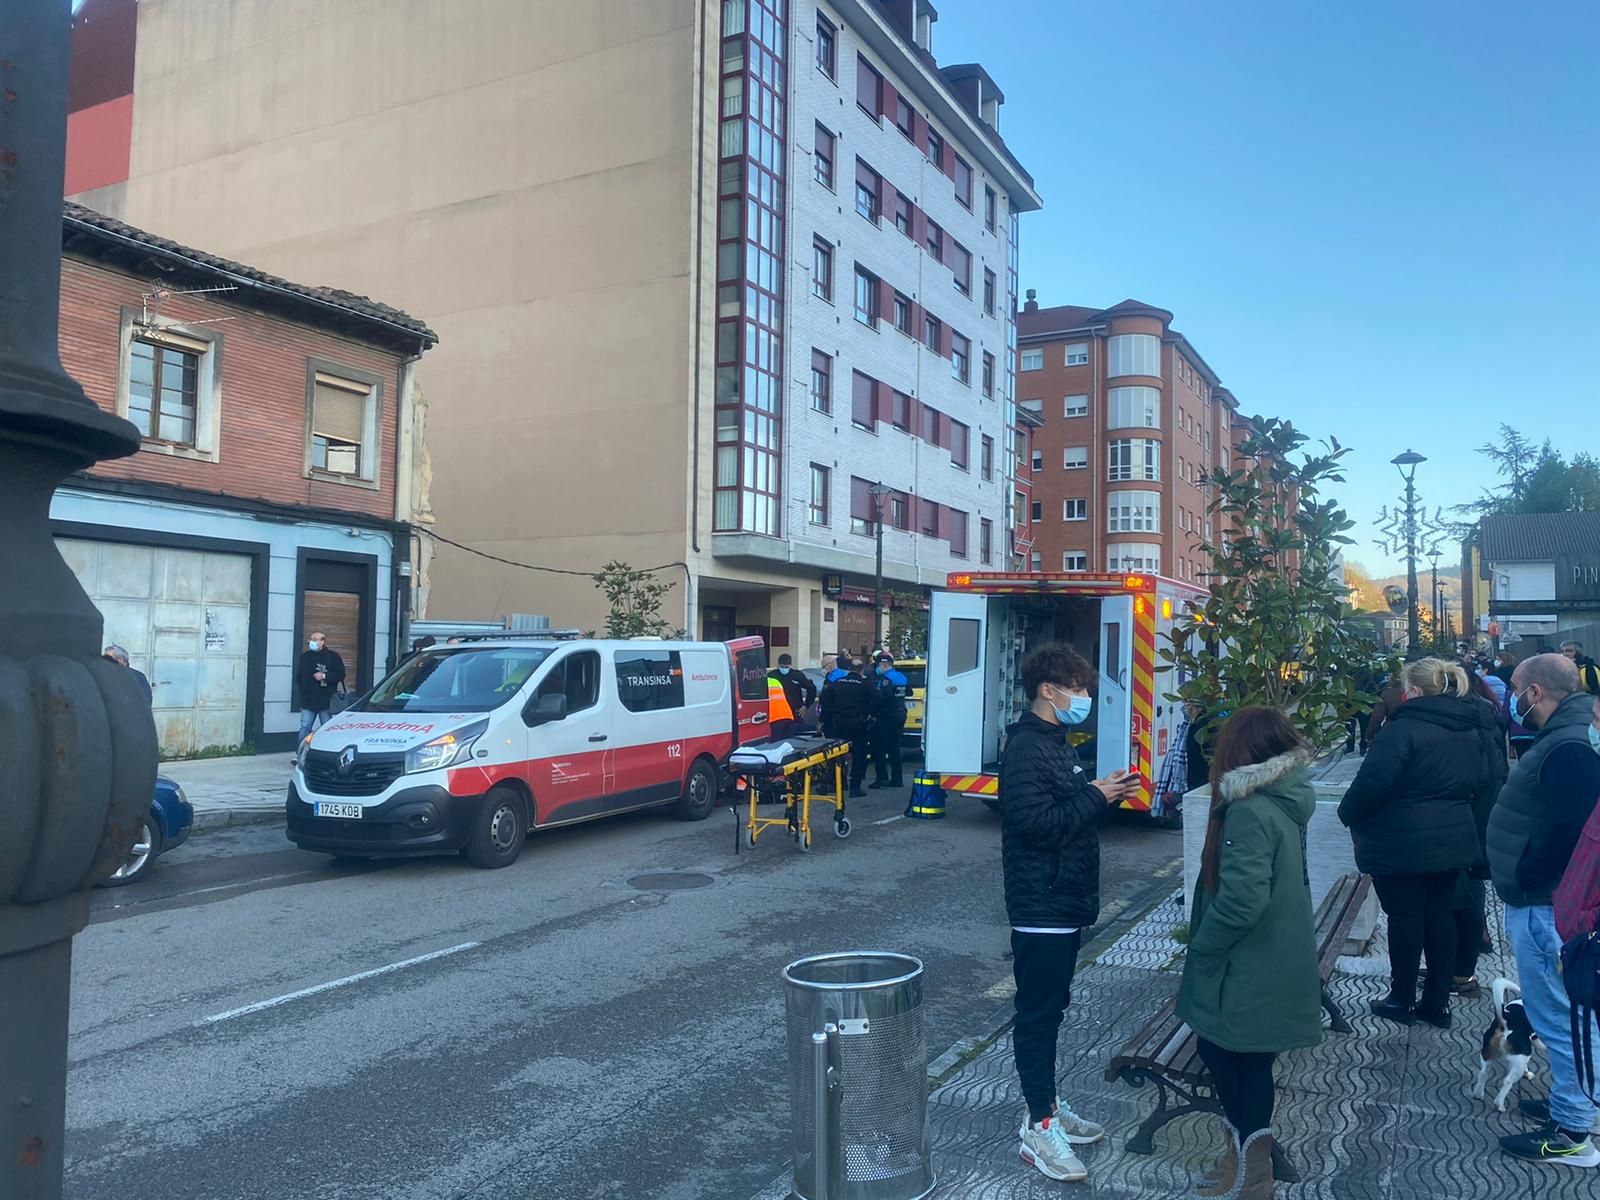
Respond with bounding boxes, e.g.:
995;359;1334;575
419;528;691;584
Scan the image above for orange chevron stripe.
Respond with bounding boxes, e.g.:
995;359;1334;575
939;774;999;795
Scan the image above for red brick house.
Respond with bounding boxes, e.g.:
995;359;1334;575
54;203;436;755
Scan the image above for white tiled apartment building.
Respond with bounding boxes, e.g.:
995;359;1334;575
708;0;1040;651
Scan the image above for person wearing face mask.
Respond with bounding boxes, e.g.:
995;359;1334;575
868;651;909;790
1000;644;1137;1183
1486;654;1600;1167
295;630;347;742
769;654;816;723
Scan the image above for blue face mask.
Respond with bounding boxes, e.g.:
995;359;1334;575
1053;693;1093;726
777;667;790;675
1510;686;1533;727
1589;724;1600;756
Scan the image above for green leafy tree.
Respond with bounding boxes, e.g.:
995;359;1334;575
1162;417;1381;752
592;561;677;639
1464;425;1600;516
885;592;929;658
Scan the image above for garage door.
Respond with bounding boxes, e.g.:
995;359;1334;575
58;539;252;758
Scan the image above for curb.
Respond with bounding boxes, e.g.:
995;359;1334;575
924;860;1182;1085
746;862;1184;1200
192;807;283;833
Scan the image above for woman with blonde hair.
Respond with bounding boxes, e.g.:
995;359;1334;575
1178;706;1322;1200
1338;657;1504;1027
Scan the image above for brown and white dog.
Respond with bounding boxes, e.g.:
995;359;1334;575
1473;978;1539;1112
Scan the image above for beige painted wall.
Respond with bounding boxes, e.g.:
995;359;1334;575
104;0;708;627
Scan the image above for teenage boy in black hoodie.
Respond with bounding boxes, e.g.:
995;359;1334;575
1000;644;1138;1182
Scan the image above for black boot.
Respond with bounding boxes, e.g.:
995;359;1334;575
1369;986;1415;1026
1414;1004;1452;1029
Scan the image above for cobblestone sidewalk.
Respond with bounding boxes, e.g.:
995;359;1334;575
923;892;1569;1199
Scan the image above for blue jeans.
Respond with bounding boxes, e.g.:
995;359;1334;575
298;708;326;741
1505;903;1599;1134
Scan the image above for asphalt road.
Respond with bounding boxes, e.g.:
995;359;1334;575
68;785;1180;1200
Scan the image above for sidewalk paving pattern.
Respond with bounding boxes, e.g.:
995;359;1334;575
160;753;293;830
920;892;1568;1199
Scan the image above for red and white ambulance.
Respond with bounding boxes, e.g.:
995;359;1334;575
923;571;1205;821
287;635;769;867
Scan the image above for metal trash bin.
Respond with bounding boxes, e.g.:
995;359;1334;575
783;952;934;1200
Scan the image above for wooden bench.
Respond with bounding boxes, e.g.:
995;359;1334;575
1105;873;1374;1181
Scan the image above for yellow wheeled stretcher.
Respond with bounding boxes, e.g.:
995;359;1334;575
728;735;852;852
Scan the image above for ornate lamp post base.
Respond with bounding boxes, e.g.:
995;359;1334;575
1;4;156;1196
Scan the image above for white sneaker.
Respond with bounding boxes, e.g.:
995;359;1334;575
1018;1098;1106;1146
1020;1117;1089;1182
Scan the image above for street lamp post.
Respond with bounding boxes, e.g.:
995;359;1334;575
1429;550;1442;649
1391;450;1427;657
1;6;157;1197
869;483;892;653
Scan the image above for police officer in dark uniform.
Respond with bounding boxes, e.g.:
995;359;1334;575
819;656;877;798
869;650;909;789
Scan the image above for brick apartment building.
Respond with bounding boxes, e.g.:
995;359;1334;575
1015;295;1244;581
64;0;1041;660
53;203;435;756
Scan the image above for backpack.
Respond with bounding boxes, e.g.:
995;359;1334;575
1562;929;1600;1102
1555;806;1600;944
1559;797;1600;1102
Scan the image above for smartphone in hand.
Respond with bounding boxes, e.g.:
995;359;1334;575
1096;769;1137;805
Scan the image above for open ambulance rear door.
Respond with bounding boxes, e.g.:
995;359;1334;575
924;591;987;776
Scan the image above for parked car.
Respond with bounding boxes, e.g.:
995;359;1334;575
287;635;770;868
98;775;194;887
896;657;927;750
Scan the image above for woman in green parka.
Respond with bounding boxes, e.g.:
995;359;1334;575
1177;707;1324;1200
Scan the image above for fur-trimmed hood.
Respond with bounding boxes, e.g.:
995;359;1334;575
1216;748;1317;826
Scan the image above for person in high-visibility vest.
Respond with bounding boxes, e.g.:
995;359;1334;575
766;671;806;738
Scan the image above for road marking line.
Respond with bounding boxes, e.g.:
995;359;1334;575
200;942;480;1024
872;814;905;826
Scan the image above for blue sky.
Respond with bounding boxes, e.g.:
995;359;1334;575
934;1;1599;573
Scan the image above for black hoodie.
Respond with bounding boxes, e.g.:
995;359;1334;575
1338;693;1506;876
998;711;1108;928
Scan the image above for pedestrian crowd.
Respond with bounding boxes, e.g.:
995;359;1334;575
997;643;1600;1194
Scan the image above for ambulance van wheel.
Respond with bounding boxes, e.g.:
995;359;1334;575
674;760;719;822
465;787;526;869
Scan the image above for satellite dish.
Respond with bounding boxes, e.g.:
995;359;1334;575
1383;585;1408;614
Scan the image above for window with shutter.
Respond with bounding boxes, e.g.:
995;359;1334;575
850;476;874;536
855;55;883;118
311;374;371;477
948;509;968;557
852;370;876;430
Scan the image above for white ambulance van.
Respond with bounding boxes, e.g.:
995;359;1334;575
923;571;1205;822
287;635;769;867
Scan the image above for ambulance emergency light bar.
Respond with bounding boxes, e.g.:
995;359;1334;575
945;571;1156;592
